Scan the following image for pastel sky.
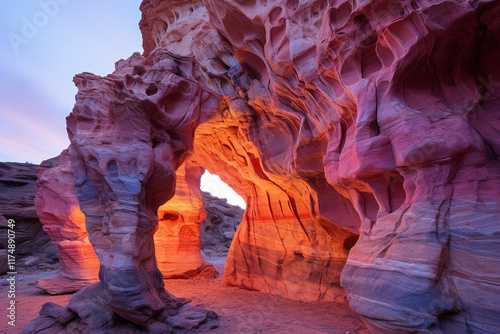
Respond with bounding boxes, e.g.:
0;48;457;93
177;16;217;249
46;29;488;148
0;0;143;163
0;0;245;208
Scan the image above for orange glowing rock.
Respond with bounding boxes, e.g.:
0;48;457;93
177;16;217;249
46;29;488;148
35;150;99;294
192;113;360;303
155;160;217;279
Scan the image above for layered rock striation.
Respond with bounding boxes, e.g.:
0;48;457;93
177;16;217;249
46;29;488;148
203;0;500;332
35;151;218;295
27;49;220;332
0;162;55;261
28;0;500;333
35;151;99;294
155;160;217;279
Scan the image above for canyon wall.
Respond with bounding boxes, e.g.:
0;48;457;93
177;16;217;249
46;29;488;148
141;0;362;303
28;0;500;333
202;0;500;332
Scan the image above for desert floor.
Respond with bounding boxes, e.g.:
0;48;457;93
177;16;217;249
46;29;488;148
0;258;369;334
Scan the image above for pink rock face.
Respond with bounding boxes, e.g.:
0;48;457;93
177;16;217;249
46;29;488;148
26;49;220;331
35;151;215;289
141;0;361;302
35;150;99;294
28;0;500;333
203;0;500;332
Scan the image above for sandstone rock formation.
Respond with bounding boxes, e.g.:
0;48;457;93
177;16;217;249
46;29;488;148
203;0;500;332
35;151;217;293
35;151;100;294
141;0;361;303
199;191;243;258
0;162;56;258
155;160;217;279
26;46;220;331
28;0;500;333
192;111;359;303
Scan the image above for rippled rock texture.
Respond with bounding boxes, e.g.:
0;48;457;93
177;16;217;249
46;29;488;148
35;152;218;294
28;0;500;332
27;45;220;331
35;151;99;294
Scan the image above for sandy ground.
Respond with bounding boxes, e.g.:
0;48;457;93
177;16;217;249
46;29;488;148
0;270;72;334
0;259;369;334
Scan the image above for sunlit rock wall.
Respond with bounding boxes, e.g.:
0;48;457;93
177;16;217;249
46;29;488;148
141;0;362;302
36;153;217;289
155;160;217;278
202;0;500;332
35;150;99;294
28;0;500;332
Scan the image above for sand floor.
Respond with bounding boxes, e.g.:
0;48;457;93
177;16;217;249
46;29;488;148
0;260;369;334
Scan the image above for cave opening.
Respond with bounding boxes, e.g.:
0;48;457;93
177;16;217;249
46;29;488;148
200;170;246;209
199;170;245;273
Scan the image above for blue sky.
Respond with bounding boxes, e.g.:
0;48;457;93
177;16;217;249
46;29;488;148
0;0;143;163
0;0;246;208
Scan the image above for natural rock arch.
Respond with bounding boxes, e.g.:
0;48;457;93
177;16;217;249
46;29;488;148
26;0;500;333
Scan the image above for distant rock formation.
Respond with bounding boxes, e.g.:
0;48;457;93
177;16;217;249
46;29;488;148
0;162;56;266
155;161;218;279
27;0;500;333
199;191;243;258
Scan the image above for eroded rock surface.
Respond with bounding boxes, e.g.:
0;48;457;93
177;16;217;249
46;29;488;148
27;46;219;331
35;152;218;291
155;160;217;279
199;191;243;258
35;151;99;294
28;0;500;333
141;0;361;303
202;0;500;332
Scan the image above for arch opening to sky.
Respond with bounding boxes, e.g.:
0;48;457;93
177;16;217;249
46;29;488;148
200;171;246;210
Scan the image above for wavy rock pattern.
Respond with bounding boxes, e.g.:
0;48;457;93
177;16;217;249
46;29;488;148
155;160;217;279
202;0;500;332
28;0;500;332
35;152;214;294
27;48;219;331
35;150;99;294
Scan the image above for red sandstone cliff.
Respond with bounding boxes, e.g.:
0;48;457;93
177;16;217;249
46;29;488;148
26;0;500;333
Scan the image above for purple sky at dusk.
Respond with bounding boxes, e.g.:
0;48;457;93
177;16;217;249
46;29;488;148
0;0;246;208
0;0;143;163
